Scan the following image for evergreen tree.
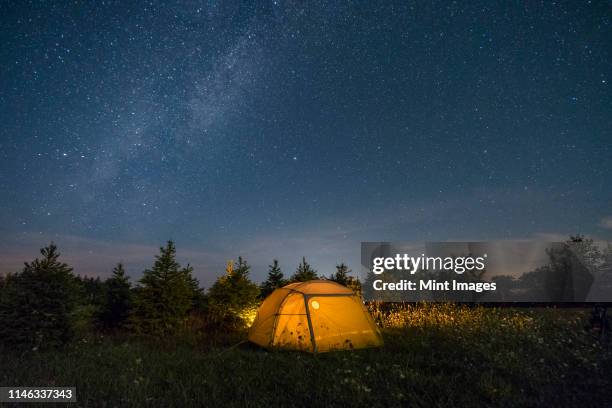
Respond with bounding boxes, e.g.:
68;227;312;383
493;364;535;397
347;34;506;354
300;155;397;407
69;275;106;334
98;263;132;329
231;256;251;278
260;260;287;298
207;257;260;325
0;243;81;349
77;275;105;305
183;263;205;311
543;237;595;302
290;257;318;282
329;263;362;296
329;263;351;285
131;241;198;334
602;244;612;275
567;234;602;270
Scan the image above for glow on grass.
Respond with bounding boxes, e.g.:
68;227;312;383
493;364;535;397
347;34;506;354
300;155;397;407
368;302;538;332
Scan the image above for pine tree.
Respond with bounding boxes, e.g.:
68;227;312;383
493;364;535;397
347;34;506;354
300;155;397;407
0;243;81;349
329;263;351;285
567;234;602;270
207;257;260;326
77;275;105;304
329;263;362;296
260;260;287;298
601;244;612;275
233;256;250;277
131;241;198;334
183;263;205;311
69;275;106;333
543;236;595;302
290;257;318;282
98;263;132;329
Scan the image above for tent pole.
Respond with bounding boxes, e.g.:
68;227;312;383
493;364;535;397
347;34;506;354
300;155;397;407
303;294;317;352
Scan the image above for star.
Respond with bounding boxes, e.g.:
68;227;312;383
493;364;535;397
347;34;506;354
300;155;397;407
0;1;608;282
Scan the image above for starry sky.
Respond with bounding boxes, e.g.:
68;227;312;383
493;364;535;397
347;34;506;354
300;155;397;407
0;1;610;286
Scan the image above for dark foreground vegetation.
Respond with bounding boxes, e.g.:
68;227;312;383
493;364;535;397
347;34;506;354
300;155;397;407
1;239;611;407
1;305;611;407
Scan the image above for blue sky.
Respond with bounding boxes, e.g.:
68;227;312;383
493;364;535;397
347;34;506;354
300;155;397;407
0;1;610;286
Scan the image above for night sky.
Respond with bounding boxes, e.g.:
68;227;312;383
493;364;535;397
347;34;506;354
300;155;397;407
1;1;610;285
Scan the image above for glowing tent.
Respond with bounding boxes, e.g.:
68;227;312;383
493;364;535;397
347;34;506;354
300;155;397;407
248;280;383;353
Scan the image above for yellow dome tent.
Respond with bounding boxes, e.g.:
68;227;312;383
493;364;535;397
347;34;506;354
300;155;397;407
248;280;383;353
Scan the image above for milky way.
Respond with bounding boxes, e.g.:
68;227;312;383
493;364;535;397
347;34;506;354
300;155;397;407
0;1;610;285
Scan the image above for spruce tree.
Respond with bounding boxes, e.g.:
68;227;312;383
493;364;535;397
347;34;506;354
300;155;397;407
131;241;198;334
78;275;105;304
567;234;603;271
0;243;81;349
329;263;351;285
329;263;362;296
98;263;132;329
183;263;205;311
207;257;260;325
290;257;318;282
260;260;287;298
601;244;612;276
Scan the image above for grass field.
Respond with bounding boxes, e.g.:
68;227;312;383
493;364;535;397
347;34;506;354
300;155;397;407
2;304;611;407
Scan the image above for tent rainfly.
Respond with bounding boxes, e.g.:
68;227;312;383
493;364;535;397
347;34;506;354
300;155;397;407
248;280;383;353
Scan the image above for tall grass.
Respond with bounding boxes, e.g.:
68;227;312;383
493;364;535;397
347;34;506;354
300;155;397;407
1;304;610;407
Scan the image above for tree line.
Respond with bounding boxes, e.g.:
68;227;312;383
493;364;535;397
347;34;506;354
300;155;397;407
0;241;361;350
